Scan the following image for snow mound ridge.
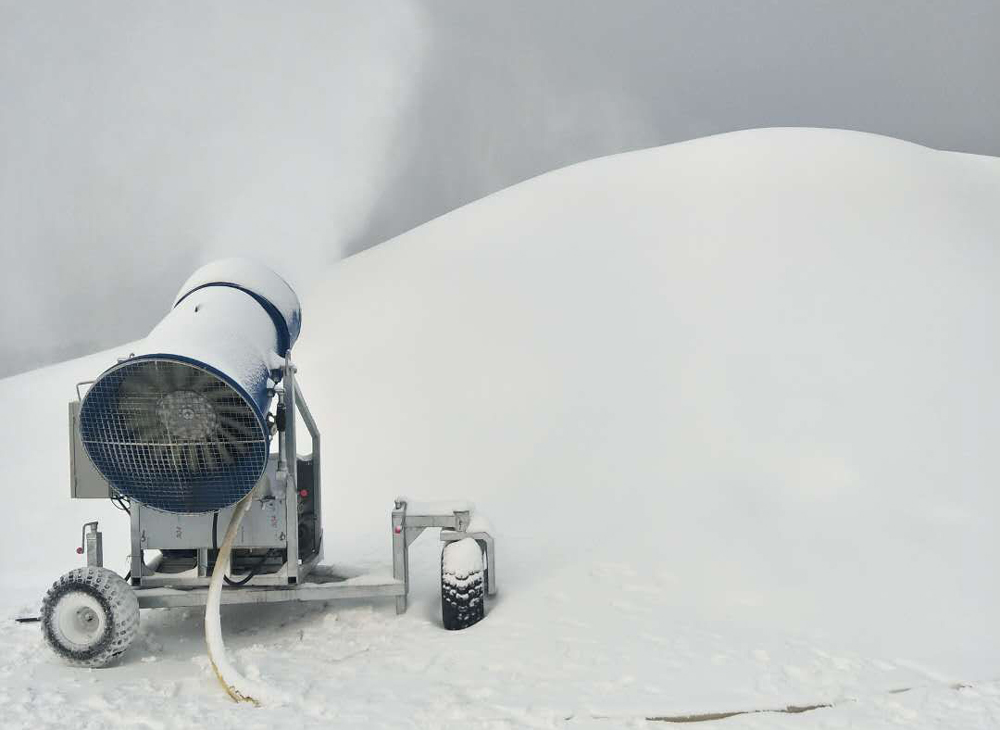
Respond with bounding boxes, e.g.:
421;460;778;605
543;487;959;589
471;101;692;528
3;128;1000;727
298;127;1000;673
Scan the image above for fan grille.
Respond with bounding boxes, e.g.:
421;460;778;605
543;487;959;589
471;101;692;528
79;358;269;513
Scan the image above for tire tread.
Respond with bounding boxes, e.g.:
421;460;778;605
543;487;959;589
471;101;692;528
441;540;486;630
41;567;139;668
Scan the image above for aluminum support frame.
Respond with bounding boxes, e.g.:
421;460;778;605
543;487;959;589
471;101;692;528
127;353;323;588
75;359;497;615
391;497;498;613
281;353;300;584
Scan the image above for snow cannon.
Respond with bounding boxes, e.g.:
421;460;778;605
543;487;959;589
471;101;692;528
78;258;301;513
45;259;496;673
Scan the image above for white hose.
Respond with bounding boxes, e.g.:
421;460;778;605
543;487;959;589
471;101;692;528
205;492;264;705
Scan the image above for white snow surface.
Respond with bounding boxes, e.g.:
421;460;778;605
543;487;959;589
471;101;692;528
140;285;281;407
2;128;1000;728
441;538;484;578
173;257;303;349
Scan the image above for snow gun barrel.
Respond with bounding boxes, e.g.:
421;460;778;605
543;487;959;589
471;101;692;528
77;259;301;514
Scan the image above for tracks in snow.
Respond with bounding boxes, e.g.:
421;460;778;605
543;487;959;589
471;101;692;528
577;682;981;725
645;702;830;723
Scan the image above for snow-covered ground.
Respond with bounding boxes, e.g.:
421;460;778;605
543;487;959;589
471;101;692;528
2;128;999;728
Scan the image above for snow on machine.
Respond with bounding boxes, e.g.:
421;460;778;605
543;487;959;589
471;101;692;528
44;259;497;673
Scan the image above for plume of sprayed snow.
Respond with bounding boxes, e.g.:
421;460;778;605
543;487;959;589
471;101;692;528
0;1;426;377
4;0;1000;378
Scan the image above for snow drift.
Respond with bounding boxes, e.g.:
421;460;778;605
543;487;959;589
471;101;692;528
2;128;999;727
302;126;1000;669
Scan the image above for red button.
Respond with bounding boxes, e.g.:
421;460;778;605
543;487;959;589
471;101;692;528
298;489;308;498
76;547;84;554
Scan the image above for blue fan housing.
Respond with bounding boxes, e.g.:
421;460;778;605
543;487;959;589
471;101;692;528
78;260;300;514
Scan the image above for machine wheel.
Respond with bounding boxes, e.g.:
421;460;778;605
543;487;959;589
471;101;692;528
41;567;139;668
441;538;485;630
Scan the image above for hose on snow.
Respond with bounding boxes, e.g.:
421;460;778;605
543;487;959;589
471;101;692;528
204;492;263;705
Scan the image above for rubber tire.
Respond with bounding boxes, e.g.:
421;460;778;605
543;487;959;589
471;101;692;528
41;567;139;668
441;539;486;631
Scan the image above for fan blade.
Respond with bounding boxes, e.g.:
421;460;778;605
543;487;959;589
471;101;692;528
119;379;153;398
203;391;239;408
118;397;148;415
188;369;214;392
126;408;165;442
201;444;218;471
215;440;233;465
162;445;179;472
215;414;255;434
164;363;181;391
186;444;200;473
137;364;170;394
217;424;251;455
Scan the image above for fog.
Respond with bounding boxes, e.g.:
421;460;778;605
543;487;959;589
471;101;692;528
2;0;999;377
0;1;426;375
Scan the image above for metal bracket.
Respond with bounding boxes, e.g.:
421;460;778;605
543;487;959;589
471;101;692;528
79;521;103;568
391;497;498;613
74;381;95;403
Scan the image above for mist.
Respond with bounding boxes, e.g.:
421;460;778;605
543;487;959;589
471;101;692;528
0;1;426;375
2;0;999;377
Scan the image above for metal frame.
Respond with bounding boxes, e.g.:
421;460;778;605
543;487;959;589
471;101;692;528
391;498;497;614
129;499;496;609
127;355;321;588
72;355;497;612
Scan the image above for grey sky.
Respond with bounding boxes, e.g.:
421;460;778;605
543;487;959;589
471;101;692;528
2;1;998;377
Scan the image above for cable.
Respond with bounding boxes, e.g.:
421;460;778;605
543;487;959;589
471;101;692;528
223;550;274;587
110;493;131;515
212;510;273;587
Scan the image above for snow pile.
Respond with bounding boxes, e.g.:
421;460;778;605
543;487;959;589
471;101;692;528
2;128;999;728
440;538;483;579
302;126;1000;670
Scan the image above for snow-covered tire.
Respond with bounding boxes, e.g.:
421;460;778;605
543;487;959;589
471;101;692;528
41;567;139;668
441;538;485;631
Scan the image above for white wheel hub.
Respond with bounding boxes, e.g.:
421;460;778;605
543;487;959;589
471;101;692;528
54;592;107;649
